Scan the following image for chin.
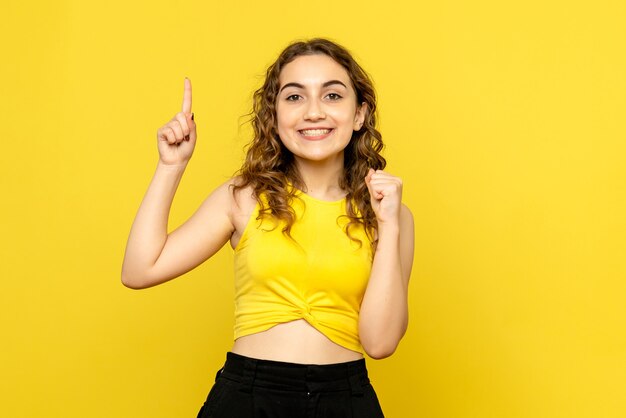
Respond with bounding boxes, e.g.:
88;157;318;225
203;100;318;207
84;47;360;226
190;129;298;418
293;149;344;162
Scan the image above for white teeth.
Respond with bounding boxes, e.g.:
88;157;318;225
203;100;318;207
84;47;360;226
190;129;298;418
300;129;331;136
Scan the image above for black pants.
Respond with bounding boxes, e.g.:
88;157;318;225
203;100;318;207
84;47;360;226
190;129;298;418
196;352;385;418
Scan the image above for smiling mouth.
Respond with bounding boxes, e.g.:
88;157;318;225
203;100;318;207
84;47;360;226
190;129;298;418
298;128;334;139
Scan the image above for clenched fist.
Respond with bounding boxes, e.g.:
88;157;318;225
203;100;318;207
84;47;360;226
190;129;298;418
365;168;403;225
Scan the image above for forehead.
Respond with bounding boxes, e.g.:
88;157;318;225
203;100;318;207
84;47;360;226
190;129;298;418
278;54;352;88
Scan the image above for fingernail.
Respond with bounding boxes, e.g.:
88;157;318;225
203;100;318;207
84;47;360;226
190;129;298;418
191;113;195;121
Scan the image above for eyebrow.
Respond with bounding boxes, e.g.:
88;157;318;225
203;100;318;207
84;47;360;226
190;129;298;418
278;80;348;94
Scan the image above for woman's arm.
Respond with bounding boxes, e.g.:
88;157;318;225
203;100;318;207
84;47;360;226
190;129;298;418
358;170;415;359
121;170;235;289
120;78;235;289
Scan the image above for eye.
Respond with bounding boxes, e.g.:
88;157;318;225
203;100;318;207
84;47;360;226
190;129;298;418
326;93;342;100
286;94;301;101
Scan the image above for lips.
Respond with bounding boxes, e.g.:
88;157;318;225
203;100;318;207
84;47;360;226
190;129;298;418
298;128;334;140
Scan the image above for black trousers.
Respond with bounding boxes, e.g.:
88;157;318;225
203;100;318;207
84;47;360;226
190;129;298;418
196;352;385;418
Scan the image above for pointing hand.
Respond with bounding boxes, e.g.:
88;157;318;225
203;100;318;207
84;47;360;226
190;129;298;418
156;78;197;166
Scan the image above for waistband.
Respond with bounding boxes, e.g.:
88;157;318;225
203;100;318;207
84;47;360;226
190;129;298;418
218;352;370;395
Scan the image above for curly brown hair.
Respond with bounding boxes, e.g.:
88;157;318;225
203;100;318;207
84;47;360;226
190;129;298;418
233;38;386;248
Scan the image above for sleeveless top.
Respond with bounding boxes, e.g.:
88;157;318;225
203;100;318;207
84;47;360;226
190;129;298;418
233;190;374;353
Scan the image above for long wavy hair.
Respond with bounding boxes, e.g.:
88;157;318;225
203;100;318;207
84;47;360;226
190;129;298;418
232;38;386;249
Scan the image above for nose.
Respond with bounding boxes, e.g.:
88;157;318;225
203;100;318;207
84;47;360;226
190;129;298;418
304;99;326;121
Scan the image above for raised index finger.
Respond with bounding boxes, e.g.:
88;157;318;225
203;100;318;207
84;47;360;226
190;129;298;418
182;77;192;114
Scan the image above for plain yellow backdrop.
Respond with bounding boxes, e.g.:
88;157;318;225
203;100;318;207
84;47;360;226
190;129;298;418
2;0;625;417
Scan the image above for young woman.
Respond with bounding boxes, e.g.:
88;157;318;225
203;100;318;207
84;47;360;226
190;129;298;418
121;38;414;418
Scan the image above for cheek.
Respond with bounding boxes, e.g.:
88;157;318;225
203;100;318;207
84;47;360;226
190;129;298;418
275;107;294;129
331;103;357;119
274;112;292;144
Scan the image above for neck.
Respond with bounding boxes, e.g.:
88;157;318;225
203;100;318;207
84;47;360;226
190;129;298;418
293;154;346;201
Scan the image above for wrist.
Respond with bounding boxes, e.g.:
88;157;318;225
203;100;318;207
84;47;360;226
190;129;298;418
376;222;400;239
157;160;188;171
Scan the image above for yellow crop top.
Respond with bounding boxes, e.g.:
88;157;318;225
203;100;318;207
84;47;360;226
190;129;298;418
233;190;373;353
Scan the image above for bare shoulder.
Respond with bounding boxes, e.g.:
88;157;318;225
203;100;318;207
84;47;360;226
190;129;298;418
227;176;257;214
227;176;258;248
207;177;254;207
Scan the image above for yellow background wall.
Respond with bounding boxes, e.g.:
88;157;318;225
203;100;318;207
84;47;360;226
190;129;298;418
2;0;625;417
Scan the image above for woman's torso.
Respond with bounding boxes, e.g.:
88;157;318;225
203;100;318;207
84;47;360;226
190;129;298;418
227;185;365;365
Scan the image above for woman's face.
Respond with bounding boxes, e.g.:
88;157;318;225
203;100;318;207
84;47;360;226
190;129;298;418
275;54;366;165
